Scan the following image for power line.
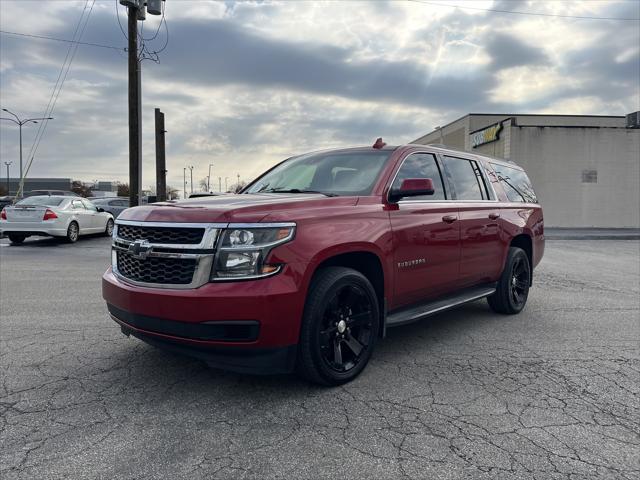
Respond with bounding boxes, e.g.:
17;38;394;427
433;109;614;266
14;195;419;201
20;1;97;196
0;30;125;51
407;0;640;21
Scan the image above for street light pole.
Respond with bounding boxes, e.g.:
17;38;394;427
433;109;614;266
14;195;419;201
189;166;194;194
208;163;213;191
4;161;11;194
225;177;228;192
0;109;53;197
183;167;186;199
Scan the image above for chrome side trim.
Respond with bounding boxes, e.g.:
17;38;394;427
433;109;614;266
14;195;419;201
116;219;228;229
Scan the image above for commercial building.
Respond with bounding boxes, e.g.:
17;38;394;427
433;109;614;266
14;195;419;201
413;113;640;228
2;178;72;196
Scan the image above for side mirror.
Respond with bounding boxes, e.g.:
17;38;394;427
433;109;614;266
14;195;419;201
389;178;435;201
96;207;105;213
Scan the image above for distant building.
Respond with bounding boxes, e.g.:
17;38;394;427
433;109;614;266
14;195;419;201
3;178;72;196
413;113;640;228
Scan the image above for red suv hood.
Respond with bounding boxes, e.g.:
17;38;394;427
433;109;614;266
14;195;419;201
117;193;358;224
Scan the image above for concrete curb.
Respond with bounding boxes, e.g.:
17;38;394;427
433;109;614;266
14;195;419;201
545;229;640;240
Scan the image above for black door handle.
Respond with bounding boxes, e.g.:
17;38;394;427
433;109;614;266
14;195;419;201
442;215;457;224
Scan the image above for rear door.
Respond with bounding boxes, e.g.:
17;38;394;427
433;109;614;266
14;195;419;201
441;155;503;286
71;199;92;231
389;152;460;307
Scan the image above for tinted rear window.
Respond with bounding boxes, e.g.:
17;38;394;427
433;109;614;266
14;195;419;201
491;163;537;203
16;196;65;206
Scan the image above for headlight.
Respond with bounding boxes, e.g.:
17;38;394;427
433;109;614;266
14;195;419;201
210;225;295;280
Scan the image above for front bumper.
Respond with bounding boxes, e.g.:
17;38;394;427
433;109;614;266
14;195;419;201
102;266;307;374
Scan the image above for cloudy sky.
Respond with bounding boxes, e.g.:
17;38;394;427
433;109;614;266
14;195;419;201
1;0;638;194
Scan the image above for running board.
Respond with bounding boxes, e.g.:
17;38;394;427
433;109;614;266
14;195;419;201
386;284;496;328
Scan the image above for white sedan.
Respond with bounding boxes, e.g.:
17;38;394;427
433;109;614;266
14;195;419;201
0;195;114;244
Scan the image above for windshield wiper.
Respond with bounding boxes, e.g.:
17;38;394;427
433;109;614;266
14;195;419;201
262;188;338;197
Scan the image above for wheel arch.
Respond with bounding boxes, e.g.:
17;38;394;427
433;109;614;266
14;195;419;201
306;246;388;337
510;233;533;285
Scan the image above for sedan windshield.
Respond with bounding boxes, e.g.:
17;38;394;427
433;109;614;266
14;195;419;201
15;196;65;207
244;150;392;196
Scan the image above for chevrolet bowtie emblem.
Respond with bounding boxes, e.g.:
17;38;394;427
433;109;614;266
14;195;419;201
128;239;153;260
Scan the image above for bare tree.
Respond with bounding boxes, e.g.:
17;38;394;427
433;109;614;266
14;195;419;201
117;183;130;197
199;177;209;192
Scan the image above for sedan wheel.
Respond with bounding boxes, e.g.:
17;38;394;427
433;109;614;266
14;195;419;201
66;222;79;243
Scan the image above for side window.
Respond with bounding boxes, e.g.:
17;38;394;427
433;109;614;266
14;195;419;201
491;163;538;203
117;200;130;207
392;153;446;200
442;156;488;201
72;200;85;210
82;199;98;212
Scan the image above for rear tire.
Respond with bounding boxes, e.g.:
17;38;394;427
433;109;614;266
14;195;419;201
104;218;114;236
8;234;25;245
66;221;79;243
297;267;379;386
488;247;530;314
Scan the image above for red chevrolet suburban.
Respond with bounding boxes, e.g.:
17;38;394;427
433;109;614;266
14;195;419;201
103;141;544;385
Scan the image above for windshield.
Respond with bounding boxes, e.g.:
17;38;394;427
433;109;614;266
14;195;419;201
15;196;65;207
244;150;392;196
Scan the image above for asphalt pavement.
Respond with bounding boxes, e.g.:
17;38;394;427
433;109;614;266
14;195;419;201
1;236;638;479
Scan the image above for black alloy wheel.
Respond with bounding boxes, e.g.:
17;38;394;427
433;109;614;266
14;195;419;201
488;246;531;314
319;284;374;373
297;267;379;385
510;255;530;308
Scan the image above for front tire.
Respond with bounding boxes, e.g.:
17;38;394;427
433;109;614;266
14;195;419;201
104;218;114;236
488;247;531;314
297;267;379;386
66;221;79;243
8;234;25;245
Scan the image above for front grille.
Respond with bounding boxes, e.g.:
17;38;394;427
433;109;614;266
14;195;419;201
117;224;204;244
116;251;196;285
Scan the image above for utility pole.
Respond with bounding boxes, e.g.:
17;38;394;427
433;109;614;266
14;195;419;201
188;166;194;194
0;109;53;198
121;0;162;206
127;2;140;207
218;176;222;193
208;163;213;191
183;167;186;199
4;161;11;194
154;108;166;201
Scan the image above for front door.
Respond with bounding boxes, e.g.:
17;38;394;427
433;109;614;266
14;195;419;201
82;199;101;231
389;153;461;308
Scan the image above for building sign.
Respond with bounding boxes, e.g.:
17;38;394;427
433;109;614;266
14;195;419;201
470;121;503;148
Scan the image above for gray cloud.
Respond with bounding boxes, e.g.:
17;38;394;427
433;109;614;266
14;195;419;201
485;32;549;70
155;19;496;110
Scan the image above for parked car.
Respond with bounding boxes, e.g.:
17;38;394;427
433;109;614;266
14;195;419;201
91;197;130;218
1;195;114;244
0;196;14;210
24;190;79;197
103;140;544;385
